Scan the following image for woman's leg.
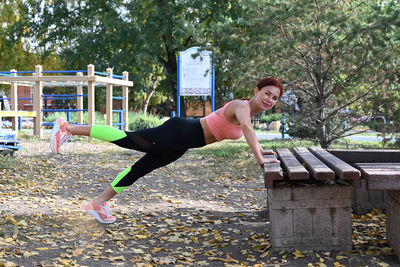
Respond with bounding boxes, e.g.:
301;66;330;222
92;149;187;203
93;185;117;206
66;124;91;137
63;117;205;153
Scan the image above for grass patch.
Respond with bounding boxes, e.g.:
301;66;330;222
331;139;384;149
191;138;386;159
0;156;20;185
0;155;18;170
192;140;250;158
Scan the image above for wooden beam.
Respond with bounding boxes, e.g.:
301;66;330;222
33;65;43;138
94;75;134;87
354;163;400;191
293;147;335;180
327;149;400;163
0;76;94;83
276;148;309;180
309;147;360;180
106;68;113;126
87;64;95;126
0;111;37;117
263;154;283;189
10;69;18;131
76;72;83;125
0;74;133;87
122;71;129;131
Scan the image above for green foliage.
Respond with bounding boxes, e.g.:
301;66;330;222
369;82;400;146
191;136;385;159
0;1;64;73
4;0;400;144
242;0;400;148
128;112;163;131
0;156;17;171
286;115;317;140
259;113;282;124
43;111;164;130
44;111;107;125
16;0;252;113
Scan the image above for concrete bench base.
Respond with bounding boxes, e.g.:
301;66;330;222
267;184;352;251
352;179;387;215
387;191;400;261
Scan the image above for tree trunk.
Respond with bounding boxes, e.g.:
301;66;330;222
143;75;160;114
160;37;186;117
316;93;330;148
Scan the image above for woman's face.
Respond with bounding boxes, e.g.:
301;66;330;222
254;85;281;110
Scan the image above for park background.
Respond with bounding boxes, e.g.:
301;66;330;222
0;0;399;148
1;1;400;267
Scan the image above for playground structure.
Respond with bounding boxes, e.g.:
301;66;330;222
0;64;133;138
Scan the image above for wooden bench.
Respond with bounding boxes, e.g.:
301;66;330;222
0;110;37;134
0;132;20;156
264;146;361;189
0;111;37;118
263;147;400;261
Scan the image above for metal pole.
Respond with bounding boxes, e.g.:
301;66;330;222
211;63;215;112
177;55;181;117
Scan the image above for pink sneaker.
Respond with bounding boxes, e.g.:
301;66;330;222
50;117;72;153
85;200;116;224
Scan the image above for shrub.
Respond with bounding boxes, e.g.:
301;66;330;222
44;111;106;125
259;113;282;124
128;112;163;131
285;115;317;139
43;111;164;130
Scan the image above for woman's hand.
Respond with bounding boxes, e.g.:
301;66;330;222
261;149;277;156
258;157;280;167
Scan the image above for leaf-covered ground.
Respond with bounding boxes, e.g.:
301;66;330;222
0;140;399;267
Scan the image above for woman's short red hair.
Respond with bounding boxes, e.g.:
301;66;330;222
256;77;283;97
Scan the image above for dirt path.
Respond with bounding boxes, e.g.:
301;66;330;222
0;140;398;266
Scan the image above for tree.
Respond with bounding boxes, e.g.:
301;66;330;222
15;0;253;115
0;1;62;72
0;0;63;104
232;0;400;148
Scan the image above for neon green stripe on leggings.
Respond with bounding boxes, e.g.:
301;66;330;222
111;166;131;194
90;125;127;142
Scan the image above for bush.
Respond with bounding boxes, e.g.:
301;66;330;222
44;111;106;125
259;113;282;124
128;112;163;131
43;111;164;130
285;115;317;139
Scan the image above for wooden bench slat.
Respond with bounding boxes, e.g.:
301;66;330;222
276;148;309;180
263;154;283;189
354;163;400;169
327;149;400;163
309;147;361;180
292;147;335;180
354;163;400;191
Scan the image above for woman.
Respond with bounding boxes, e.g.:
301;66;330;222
50;77;283;223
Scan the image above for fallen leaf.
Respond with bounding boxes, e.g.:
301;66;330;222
333;262;345;267
293;250;305;258
225;254;239;264
109;255;125;261
381;247;393;254
4;261;17;267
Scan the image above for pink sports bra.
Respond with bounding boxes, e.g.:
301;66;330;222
204;100;250;141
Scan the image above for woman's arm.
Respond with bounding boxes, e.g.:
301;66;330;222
234;103;279;166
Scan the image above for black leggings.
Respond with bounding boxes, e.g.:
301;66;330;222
90;117;206;193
